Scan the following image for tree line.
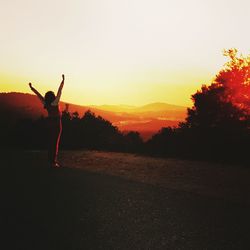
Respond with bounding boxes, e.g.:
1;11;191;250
1;109;144;153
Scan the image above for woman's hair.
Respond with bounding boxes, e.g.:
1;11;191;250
44;91;56;108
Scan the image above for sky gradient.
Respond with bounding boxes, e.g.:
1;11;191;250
0;0;250;106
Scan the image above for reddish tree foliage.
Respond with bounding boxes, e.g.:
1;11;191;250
184;49;250;129
217;49;250;113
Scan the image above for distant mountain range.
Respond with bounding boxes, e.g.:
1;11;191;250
0;92;187;140
90;102;185;113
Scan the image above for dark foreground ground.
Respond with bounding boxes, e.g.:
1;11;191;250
1;150;250;250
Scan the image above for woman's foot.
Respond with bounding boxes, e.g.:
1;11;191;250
51;162;61;168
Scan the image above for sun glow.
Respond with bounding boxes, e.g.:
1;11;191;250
1;0;250;106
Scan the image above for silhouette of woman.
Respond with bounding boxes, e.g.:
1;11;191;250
29;74;65;168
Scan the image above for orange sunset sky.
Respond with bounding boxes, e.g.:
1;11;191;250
0;0;250;107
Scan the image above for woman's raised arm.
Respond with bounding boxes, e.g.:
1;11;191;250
52;74;64;105
29;83;44;104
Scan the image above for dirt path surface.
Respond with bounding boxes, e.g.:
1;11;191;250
1;150;250;249
61;150;250;204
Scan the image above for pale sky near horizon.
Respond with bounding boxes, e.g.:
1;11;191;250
0;0;250;106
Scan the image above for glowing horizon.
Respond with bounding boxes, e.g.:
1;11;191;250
1;0;250;107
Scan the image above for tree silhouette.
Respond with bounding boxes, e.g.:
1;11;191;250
123;131;144;152
183;49;250;130
147;49;250;163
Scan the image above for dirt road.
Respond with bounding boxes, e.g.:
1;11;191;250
1;150;250;249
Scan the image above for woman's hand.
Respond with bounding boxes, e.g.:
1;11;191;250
28;83;44;103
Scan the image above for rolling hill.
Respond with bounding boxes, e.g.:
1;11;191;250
0;92;187;140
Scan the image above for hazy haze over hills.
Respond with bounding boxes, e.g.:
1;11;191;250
0;92;187;140
91;102;186;113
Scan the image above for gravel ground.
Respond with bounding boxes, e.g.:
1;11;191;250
1;150;250;250
60;150;250;205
